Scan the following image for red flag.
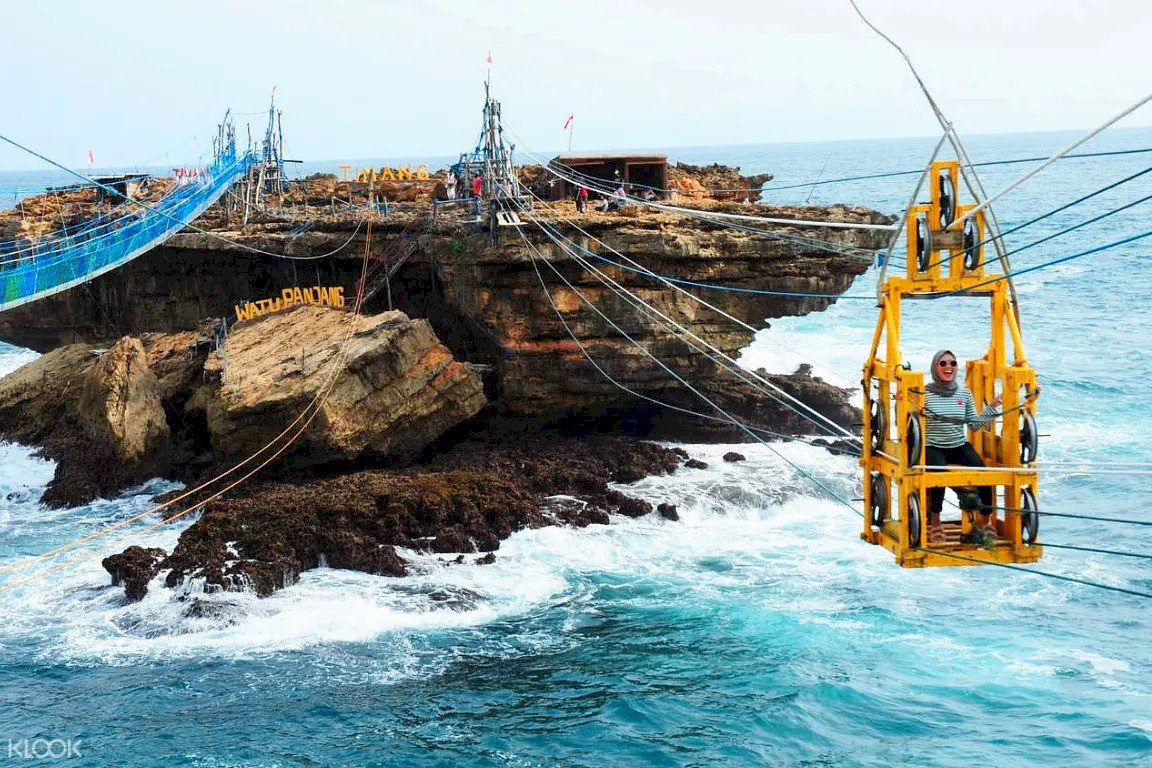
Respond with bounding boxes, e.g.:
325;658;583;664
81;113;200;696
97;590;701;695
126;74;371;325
563;113;575;130
87;149;95;166
486;52;492;64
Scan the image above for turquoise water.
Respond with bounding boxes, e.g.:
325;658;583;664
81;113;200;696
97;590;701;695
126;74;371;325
2;127;1152;767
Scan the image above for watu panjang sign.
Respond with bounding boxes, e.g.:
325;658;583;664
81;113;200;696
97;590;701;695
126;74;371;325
234;286;346;322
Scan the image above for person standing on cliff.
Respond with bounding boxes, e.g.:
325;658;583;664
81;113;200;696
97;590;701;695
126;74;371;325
471;172;484;216
445;172;457;200
576;184;589;212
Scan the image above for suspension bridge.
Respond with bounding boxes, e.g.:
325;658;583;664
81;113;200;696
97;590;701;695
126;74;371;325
0;117;259;314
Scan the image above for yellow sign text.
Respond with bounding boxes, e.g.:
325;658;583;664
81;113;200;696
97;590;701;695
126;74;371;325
338;164;431;183
234;285;346;323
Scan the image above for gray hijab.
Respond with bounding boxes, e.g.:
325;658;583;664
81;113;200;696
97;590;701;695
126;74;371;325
926;349;958;396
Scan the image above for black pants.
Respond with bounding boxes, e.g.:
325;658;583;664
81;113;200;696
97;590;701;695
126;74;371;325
576;197;586;212
925;442;992;514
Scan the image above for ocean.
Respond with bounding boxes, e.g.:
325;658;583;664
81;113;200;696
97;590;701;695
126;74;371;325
1;127;1151;767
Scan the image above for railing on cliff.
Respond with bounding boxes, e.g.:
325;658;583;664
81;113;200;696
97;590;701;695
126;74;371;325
0;148;256;313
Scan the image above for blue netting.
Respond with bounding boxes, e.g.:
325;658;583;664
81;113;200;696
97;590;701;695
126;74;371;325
0;149;253;311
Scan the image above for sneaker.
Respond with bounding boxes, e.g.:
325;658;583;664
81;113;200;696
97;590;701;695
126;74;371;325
960;529;997;549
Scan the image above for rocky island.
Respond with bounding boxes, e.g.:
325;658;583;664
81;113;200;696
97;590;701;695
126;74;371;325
0;163;892;601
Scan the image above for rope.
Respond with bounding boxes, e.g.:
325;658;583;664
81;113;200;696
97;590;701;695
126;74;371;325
502;233;843;445
931;164;1152;273
928;227;1152;298
913;547;1152;600
514;223;862;515
562;239;877;299
523;212;855;441
1039;542;1152;561
509;137;887;259
760;147;1152;194
968;500;1152;529
957;92;1152;227
912;465;1152;476
511;184;864;444
1008;506;1152;528
920;180;1152;274
535;152;896;231
1041;460;1152;467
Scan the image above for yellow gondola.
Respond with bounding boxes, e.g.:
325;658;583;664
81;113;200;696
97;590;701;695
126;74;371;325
861;160;1043;567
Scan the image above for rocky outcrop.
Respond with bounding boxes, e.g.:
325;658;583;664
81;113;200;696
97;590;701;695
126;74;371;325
102;546;167;602
0;339;176;506
0;306;485;506
77;337;169;461
667;162;774;201
111;432;687;599
198;306;486;467
422;203;886;415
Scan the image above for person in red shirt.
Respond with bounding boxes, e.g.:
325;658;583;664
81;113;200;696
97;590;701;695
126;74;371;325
471;172;483;215
576;184;589;212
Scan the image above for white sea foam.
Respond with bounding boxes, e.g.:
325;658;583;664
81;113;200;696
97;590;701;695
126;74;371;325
1068;649;1131;677
0;344;38;377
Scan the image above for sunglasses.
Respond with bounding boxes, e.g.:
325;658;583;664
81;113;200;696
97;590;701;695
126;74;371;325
938;360;958;368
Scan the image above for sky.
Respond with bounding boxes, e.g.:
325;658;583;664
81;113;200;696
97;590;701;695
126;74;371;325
2;0;1150;171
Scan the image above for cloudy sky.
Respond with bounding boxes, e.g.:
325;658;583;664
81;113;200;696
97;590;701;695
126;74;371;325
2;0;1149;170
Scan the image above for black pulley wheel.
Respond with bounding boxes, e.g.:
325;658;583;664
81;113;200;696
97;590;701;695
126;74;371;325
963;219;980;271
870;473;888;528
938;171;956;229
870;399;887;454
907;494;922;548
1021;486;1040;545
906;414;923;466
1020;411;1039;464
915;216;932;272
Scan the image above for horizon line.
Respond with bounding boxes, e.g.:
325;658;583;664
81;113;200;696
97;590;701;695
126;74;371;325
1;123;1150;175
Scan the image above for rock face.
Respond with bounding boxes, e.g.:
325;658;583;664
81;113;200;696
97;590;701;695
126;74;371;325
199;306;486;466
77;337;169;461
0;306;485;506
420;203;887;415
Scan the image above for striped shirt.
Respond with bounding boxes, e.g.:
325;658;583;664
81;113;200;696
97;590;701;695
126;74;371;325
924;388;997;448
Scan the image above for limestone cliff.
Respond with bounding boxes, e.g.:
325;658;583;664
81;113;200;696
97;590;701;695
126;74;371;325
0;199;889;422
